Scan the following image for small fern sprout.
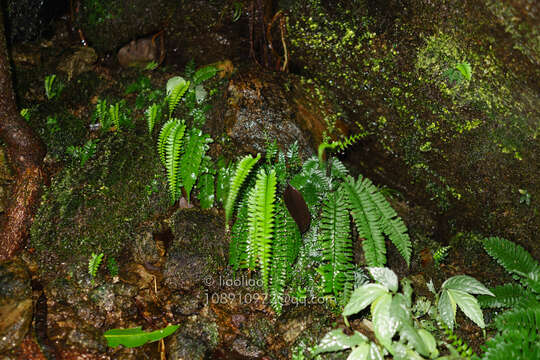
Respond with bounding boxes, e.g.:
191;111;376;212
146;103;162;135
89;252;104;284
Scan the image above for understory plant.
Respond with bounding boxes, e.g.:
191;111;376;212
226;136;413;313
476;237;540;359
152;63;220;205
314;267;492;359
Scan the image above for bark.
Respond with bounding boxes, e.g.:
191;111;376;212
0;7;46;261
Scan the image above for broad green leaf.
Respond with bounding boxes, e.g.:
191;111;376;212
418;329;439;358
447;289;485;328
313;329;367;355
166;76;187;95
368;342;384;360
347;343;370;360
438;290;456;329
399;322;429;357
372;293;397;352
343;284;388;317
368;267;398;292
390;293;411;325
104;325;179;348
442;275;494;296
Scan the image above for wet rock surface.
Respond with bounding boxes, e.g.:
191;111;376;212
0;260;33;353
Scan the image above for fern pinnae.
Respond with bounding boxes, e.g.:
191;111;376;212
246;186;260;271
483;237;540;284
478;283;531;309
158;119;180;166
365;178;412;266
165;122;186;202
270;201;289;314
225;153;261;226
179;128;212;203
146;103;162;135
320;189;353;300
342;175;385;267
258;169;277;290
168;80;190;118
193;66;218;85
230;200;249;271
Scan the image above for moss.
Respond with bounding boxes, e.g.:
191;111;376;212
30;131;169;281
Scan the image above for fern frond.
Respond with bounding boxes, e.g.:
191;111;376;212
365;177;412;266
482;327;540;360
146;103;162;135
270;202;290;315
89;252;104;279
197;171;215;209
216;162;232;204
165;121;186;202
193;66;218;85
109;102;120;129
229;199;249;271
494;300;540;332
478;283;531;309
179;128;212;203
329;158;349;179
335;133;365;153
166;77;190;118
342;176;385;267
157;119;179;166
320;188;353;302
483;237;540;288
251;169;277;289
246;186;260;271
225;153;261;226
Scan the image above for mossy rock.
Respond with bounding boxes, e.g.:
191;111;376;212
30;131;169;282
287;0;540;257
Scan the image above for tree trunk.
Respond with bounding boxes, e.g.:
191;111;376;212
0;7;46;261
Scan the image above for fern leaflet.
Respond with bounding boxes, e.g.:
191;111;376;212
229;199;249;271
158;119;179;166
179;128;212;203
166;77;190;118
320;187;353;302
146;103;162;134
165;121;186;202
225;153;261;226
193;66;218;85
342;175;385;267
89;252;104;281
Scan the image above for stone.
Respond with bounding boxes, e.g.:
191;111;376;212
0;260;33;353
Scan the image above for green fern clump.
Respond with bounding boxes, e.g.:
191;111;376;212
478;237;540;360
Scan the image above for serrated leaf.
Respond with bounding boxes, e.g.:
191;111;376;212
104;325;179;348
343;284;388;317
313;329;367;355
442;275;494;296
368;267;398;292
372;293;397;351
438;290;456;329
447;289;485;328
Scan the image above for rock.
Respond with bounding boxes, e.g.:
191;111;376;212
167;317;219;360
223;69;315;158
57;47;98;81
117;34;164;68
0;260;33;353
163;208;227;292
132;228;161;265
231;338;264;359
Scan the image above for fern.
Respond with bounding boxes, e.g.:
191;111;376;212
179;128;212;203
478;283;532;309
319;187;353;302
146;103;162;135
483;237;540;286
342;176;385;267
158;119;180;166
193;65;218;85
229;200;249;271
196;156;215;209
166;77;190;118
89;252;104;282
225;153;261;226
270;202;290;315
165;121;186;202
246;169;277;289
